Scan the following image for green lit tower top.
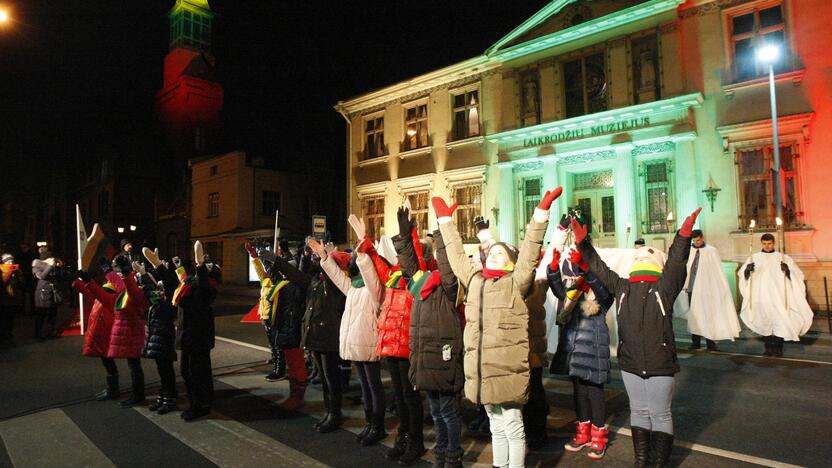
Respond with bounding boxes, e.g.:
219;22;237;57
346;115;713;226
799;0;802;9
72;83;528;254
169;0;214;51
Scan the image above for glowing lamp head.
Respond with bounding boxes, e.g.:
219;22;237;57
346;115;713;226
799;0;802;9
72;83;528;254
406;129;417;137
776;217;783;226
0;10;8;24
757;44;779;64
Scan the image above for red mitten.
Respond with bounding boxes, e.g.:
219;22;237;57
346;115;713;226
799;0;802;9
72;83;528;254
355;236;372;254
537;187;563;210
568;248;588;271
570;217;589;245
680;207;703;237
549;249;561;270
244;241;258;259
431;197;458;218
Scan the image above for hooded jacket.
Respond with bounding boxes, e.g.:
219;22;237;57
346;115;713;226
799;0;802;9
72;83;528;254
439;213;548;406
578;232;690;377
32;259;60;308
269;255;346;353
401;229;464;393
546;265;613;385
87;271;148;359
321;250;382;362
141;265;178;361
252;257;306;349
72;278;114;358
176;264;218;353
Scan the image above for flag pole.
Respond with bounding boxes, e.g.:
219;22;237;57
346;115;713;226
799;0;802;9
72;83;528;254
273;210;280;254
75;204;85;334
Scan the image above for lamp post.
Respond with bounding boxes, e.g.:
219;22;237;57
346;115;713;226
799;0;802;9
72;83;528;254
758;44;786;253
0;9;9;24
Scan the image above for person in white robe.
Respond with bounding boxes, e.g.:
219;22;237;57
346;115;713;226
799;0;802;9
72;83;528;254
673;230;740;350
738;233;813;357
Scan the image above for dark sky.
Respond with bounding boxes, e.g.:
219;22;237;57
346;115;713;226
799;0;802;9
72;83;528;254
0;0;547;191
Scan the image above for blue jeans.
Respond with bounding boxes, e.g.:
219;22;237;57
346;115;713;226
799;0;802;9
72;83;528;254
427;391;461;452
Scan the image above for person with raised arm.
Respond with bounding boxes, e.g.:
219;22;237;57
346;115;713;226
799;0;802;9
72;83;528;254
431;186;561;468
574;207;701;467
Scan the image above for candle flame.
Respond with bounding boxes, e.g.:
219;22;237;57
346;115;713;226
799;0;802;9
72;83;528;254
749;219;756;229
776;217;783;226
666;212;674;222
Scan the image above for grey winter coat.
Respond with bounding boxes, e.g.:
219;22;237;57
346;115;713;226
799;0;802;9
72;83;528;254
32;260;60;308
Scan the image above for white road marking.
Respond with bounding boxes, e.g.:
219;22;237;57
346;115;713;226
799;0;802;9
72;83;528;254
216;335;271;352
0;409;116;468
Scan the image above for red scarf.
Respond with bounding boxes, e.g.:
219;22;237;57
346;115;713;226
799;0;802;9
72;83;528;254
481;268;510;279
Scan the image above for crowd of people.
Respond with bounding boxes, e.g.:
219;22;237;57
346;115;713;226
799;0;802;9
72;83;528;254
0;183;816;468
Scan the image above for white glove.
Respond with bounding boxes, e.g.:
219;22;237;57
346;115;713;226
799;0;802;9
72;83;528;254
194;241;204;267
324;242;337;254
308;238;327;259
142;247;162;268
348;214;366;240
131;261;146;275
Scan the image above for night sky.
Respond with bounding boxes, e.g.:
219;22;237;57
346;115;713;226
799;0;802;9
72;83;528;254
0;0;547;192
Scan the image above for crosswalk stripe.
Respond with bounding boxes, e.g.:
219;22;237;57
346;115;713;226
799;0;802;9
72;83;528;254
0;409;116;468
134;405;328;467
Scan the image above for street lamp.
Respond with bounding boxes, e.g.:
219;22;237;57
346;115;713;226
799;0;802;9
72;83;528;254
0;9;9;24
758;43;786;253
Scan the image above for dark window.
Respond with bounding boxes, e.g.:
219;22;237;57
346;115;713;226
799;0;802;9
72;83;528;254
362;196;385;241
452;184;482;243
632;34;661;104
737;143;802;228
262;191;280;217
364;116;385;159
452;90;480;141
209;165;218;176
564;52;608;118
406;191;430;235
730;4;787;82
404;104;429;151
640;161;674;234
208;192;219;218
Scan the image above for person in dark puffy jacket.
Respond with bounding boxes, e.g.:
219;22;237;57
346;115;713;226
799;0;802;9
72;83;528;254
140;248;179;415
173;241;220;422
546;244;613;460
245;241;308;411
574;208;701;468
398;215;464;468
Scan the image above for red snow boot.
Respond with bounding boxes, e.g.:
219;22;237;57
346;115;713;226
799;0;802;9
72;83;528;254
587;424;609;460
564;421;591;452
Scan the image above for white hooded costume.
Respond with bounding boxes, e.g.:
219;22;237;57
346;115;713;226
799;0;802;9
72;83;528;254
738;251;812;341
673;244;741;341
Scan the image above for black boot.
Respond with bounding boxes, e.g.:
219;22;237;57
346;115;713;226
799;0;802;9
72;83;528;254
398;434;426;466
182;405;210;422
120;387;145;407
651;431;674;468
148;395;164;412
385;432;409;460
95;374;119;401
430;448;446;468
355;410;373;443
157;394;178;415
631;426;652;467
265;348;286;382
314;393;330;431
706;339;717;351
318;393;342;433
443;448;463;468
689;334;702;351
773;338;784;357
360;414;388;447
763;336;773;356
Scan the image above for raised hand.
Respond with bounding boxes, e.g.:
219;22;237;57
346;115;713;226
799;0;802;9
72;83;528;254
142;247;162;268
537;186;564;210
474;216;489;231
680;207;703;237
348;214;366;240
570;217;589;245
308;238;326;258
558;214;570;230
549;248;561;270
324;242;336;254
194;241;204;267
431;197;458;219
244;241;258;259
568;248;588;271
76;270;90;282
397;206;413;237
131;261;146;275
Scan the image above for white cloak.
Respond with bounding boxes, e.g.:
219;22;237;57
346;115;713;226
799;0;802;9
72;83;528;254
673;245;740;341
738;252;813;341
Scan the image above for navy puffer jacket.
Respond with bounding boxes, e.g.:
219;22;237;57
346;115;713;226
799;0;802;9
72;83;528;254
142;266;178;361
547;265;613;385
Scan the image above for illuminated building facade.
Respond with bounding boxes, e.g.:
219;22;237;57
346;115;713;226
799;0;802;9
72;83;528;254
337;0;832;308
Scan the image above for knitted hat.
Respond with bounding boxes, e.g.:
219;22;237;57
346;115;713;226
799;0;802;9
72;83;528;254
1;253;13;263
120;239;132;250
629;246;666;282
329;251;351;271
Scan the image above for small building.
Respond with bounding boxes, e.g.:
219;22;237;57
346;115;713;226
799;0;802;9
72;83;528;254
189;151;318;285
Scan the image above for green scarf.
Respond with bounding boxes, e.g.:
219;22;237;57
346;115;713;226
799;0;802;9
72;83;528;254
351;275;365;288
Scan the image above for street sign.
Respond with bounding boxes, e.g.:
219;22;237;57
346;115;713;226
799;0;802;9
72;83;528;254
312;215;326;239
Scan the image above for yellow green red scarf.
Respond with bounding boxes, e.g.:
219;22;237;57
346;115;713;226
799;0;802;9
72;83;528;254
0;264;19;296
172;266;197;306
262;280;289;326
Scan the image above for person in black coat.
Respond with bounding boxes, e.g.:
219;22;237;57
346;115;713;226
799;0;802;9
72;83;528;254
546;245;613;460
172;241;219;422
573;208;701;468
140;249;179;415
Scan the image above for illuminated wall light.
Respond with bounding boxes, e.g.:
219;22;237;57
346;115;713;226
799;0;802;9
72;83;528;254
117;227;125;233
129;225;137;231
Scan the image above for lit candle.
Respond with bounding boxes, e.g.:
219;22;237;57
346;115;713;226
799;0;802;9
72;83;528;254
666;212;674;222
749;219;756;229
776;217;783;226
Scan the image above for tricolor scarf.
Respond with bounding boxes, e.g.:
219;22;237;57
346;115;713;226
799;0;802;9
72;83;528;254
102;282;117;294
262;280;289;326
0;264;19;296
629;261;663;283
115;290;130;311
482;262;515;279
351;275;365;288
385;268;407;289
172;266;197;306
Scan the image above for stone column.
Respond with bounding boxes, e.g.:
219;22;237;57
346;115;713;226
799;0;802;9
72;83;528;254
614;145;637;248
497;164;516;245
542;158;560;239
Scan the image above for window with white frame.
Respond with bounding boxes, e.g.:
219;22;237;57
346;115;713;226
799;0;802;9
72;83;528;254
639;160;674;234
361;195;385;241
728;2;788;83
737;143;802;228
403;103;429;151
364;115;385;160
519;177;542;239
452;89;480;141
405;190;430;236
451;183;482;243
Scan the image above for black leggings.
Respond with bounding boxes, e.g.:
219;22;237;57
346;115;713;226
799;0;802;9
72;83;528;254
387;357;423;443
573;377;605;427
155;359;177;397
101;357;144;391
523;366;550;438
181;350;213;408
34;306;57;337
355;361;385;422
312;351;342;413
